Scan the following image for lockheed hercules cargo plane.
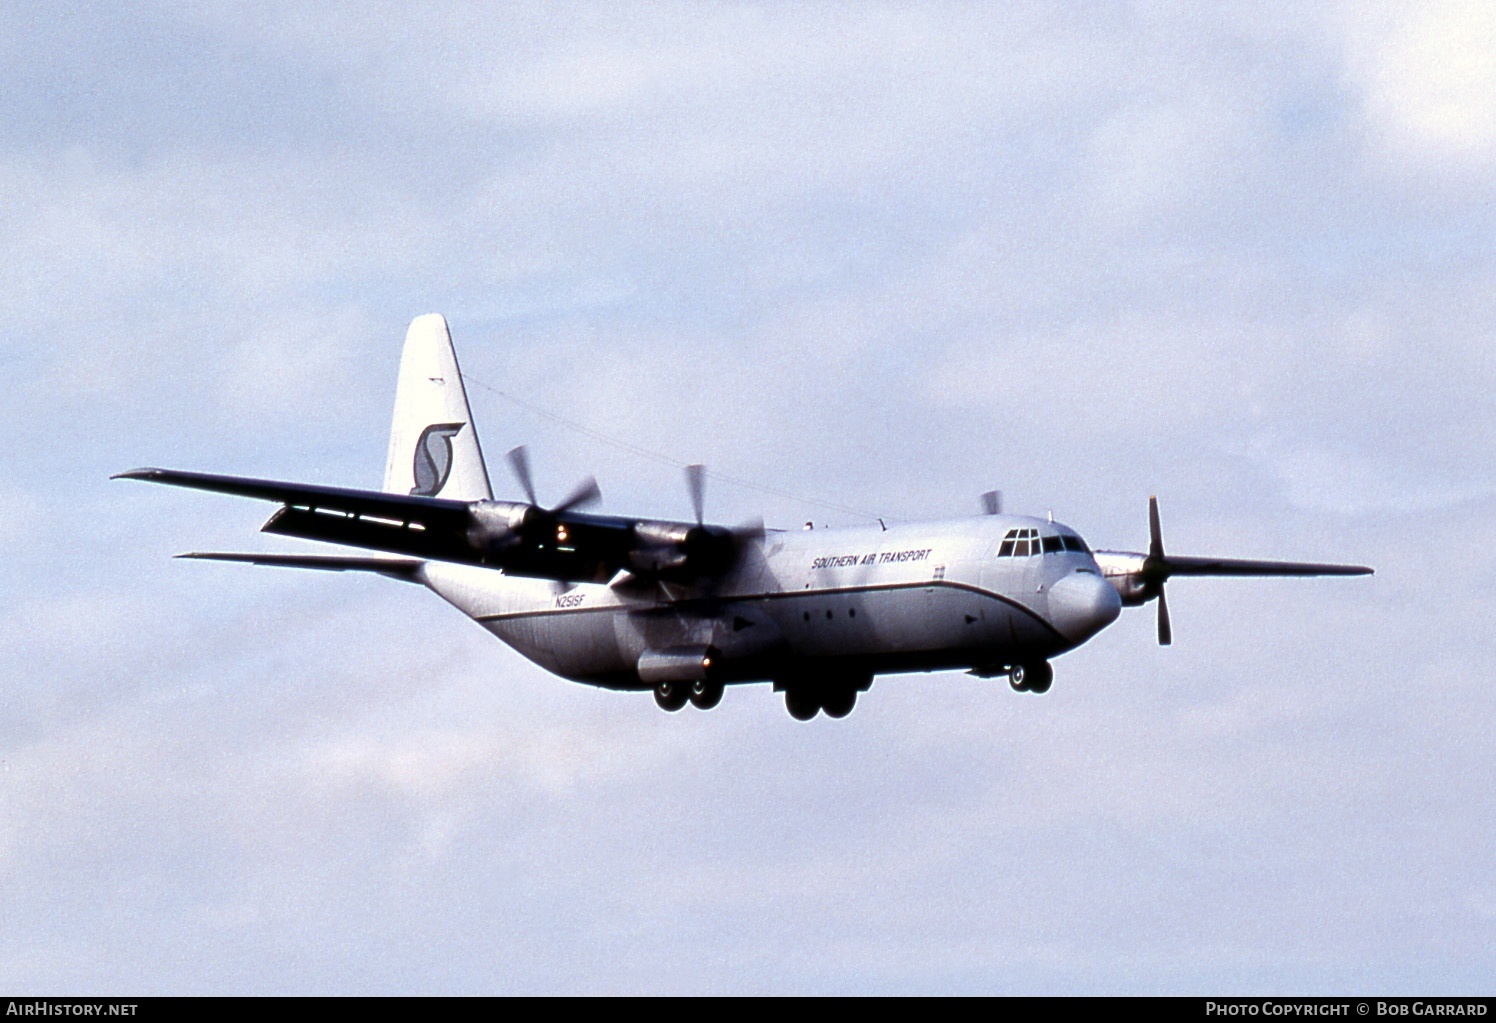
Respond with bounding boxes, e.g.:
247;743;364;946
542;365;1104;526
117;315;1372;720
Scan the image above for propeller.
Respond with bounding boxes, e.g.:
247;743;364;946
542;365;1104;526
680;463;764;579
474;445;601;554
1147;495;1172;645
686;463;706;526
981;490;1002;515
553;476;602;516
683;463;763;538
1155;586;1172;645
507;445;538;505
505;445;601;516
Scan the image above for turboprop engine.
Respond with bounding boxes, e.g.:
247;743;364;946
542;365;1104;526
628;520;738;579
465;499;534;555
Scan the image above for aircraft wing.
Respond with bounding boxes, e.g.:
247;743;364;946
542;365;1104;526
1158;556;1373;577
115;467;483;563
115;466;686;583
1095;495;1374;647
114;468;470;523
177;551;426;582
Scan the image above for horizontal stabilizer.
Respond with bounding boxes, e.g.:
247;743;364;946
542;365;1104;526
177;552;425;583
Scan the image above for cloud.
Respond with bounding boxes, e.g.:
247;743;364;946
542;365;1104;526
1338;0;1496;174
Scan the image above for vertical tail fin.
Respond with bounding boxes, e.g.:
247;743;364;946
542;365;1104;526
383;314;493;501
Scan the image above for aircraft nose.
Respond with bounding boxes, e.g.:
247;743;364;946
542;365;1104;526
1048;570;1122;644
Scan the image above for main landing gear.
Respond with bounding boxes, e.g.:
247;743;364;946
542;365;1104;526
1008;661;1053;694
779;675;869;721
653;679;725;712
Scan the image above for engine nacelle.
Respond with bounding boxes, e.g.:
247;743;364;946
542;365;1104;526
465;500;533;552
1091;550;1155;607
628;520;737;579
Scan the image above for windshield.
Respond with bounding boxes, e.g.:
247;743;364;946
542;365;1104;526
997;527;1090;557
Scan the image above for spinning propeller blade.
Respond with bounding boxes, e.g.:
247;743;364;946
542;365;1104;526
684;463;762;542
686;464;706;526
552;476;601;514
506;446;537;506
506;444;600;514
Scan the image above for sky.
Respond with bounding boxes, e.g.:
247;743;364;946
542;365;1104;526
2;0;1493;995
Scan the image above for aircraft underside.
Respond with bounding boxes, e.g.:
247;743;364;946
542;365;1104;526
450;570;1077;719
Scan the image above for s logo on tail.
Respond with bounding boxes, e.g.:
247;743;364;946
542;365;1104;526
411;423;465;496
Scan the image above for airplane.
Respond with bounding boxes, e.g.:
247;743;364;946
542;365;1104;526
116;314;1373;720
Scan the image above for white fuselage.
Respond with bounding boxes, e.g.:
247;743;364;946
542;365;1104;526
418;514;1122;690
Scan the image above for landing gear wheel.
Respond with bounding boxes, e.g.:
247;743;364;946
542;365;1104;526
1008;665;1029;693
820;685;857;719
785;688;820;721
689;679;724;710
1027;661;1053;694
654;682;689;712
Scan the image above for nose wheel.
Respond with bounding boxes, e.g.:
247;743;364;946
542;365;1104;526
1008;661;1053;694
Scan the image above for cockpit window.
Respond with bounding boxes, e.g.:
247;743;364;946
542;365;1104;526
999;527;1049;557
1000;527;1091;558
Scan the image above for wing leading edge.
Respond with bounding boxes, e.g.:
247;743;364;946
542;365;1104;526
176;552;427;582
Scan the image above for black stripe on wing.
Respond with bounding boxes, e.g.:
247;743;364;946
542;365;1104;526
177;552;425;582
1161;556;1373;577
